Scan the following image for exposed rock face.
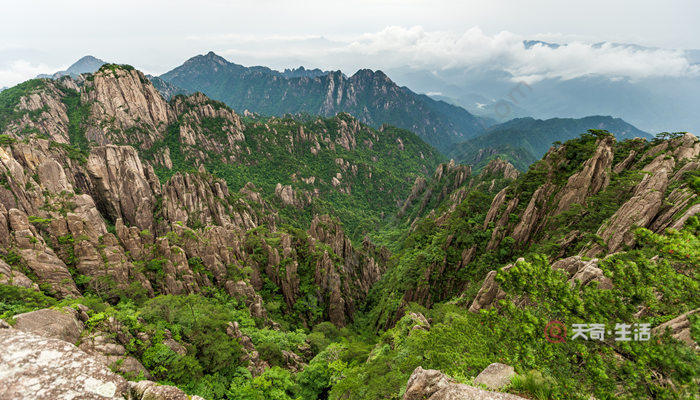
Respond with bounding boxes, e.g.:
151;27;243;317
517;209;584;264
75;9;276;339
8;80;73;144
473;363;516;390
307;215;385;325
403;367;527;400
129;380;205;400
511;184;553;245
587;154;675;255
0;323;200;400
468;262;515;313
4;207;80;298
555;136;614;215
84;66;173;146
480;158;519;180
398;161;472;221
0;325;130;400
79;332;152;380
652;308;699;350
0;258;37;289
13;308;84;344
87;145;159;231
470;256;612;313
551;256;613;289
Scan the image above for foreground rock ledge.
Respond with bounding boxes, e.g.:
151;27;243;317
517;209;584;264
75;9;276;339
404;366;527;400
0;322;202;400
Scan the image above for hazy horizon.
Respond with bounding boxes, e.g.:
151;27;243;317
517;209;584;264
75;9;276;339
1;0;699;87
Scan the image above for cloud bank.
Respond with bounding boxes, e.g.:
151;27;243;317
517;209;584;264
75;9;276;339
204;26;699;83
1;26;697;88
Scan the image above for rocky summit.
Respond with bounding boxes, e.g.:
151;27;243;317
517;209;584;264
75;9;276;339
0;62;698;400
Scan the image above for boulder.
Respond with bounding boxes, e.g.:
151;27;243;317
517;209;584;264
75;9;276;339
551;256;613;289
0;327;129;399
403;366;527;400
128;380;205;400
652;309;699;350
0;325;199;400
13;307;84;344
473;363;516;390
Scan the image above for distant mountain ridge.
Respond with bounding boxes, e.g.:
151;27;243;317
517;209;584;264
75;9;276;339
449;115;651;170
158;51;491;151
36;55;106;79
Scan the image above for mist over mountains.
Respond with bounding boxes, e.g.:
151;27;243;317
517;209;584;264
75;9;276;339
27;51;661;170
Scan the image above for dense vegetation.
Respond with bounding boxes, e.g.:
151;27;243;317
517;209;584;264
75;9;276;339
0;70;697;400
0;79;47;132
143;104;444;240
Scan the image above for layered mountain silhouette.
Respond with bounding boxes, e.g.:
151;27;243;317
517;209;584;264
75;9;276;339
449;116;651;170
158;52;491;151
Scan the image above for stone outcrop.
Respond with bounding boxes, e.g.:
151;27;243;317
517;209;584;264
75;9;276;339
86;145;159;231
480;158;519;181
554;136;614;215
398;161;472;221
587;154;675;255
473;363;516;390
652;308;699;350
0;258;36;289
83;66;173;146
0;322;200;400
403;367;527;400
226;321;269;376
550;256;613;289
3;79;77;144
12;308;83;344
470;256;613;313
468;261;516;313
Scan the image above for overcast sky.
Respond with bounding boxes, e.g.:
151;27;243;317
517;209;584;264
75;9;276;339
1;0;698;87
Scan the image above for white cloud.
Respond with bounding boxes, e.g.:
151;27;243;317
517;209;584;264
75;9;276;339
204;26;699;83
0;60;62;87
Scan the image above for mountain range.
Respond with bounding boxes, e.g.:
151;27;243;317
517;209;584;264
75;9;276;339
448;115;651;170
385;41;700;135
157;52;492;152
30;53;655;169
36;55;106;79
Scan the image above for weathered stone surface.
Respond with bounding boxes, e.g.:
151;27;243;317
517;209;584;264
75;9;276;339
225;280;268;320
468;261;516;313
481;158;519;180
551;256;613;290
13;307;84;344
403;367;527;400
0;258;37;289
226;321;269;377
84;67;173;147
87;145;159;231
587;154;675;255
128;380;205;400
652;309;699;350
555;136;614;215
78;332;151;380
0;327;129;400
473;363;516;390
407;311;431;331
8;80;72;144
511;184;552;244
469;271;505;313
6;208;80;298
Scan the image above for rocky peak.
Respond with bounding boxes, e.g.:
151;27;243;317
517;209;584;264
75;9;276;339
83;65;173;146
480;158;519;180
554;135;615;215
